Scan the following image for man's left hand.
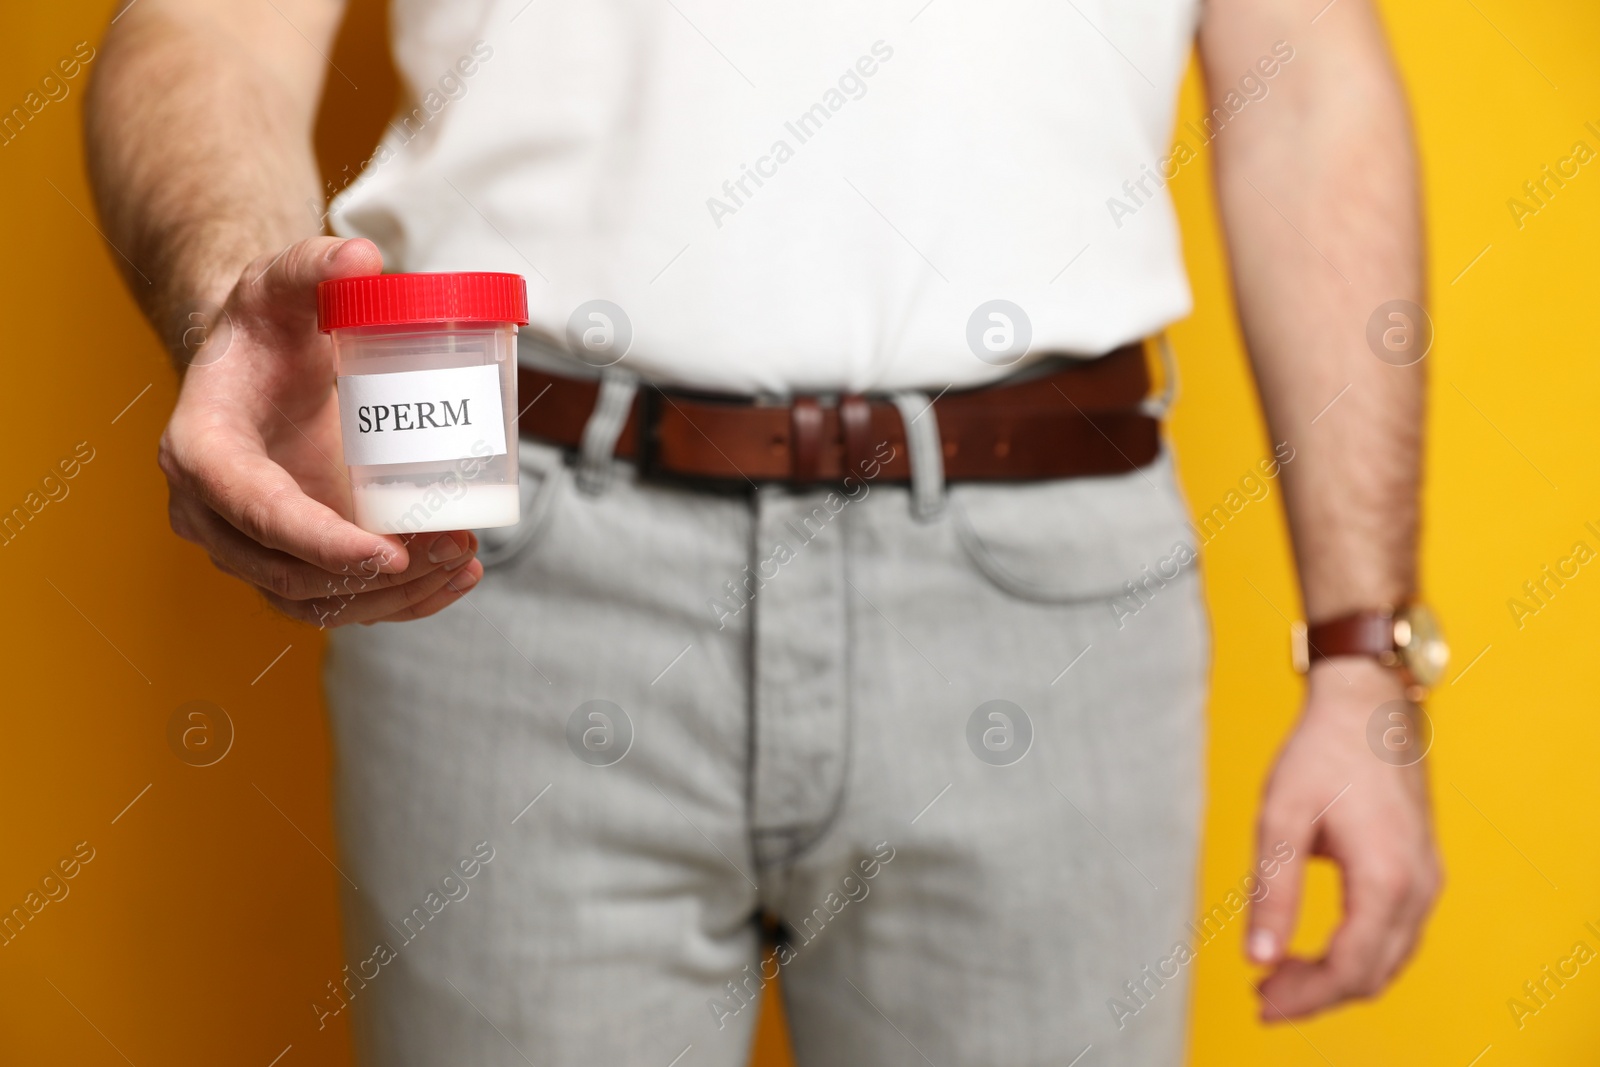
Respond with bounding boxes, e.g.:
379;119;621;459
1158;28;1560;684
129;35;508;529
1246;658;1443;1021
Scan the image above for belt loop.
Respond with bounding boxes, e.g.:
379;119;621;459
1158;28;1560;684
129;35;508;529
840;394;871;479
1141;332;1179;420
889;391;945;522
576;368;639;496
791;396;823;484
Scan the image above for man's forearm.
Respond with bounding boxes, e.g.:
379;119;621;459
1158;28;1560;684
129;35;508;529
1202;2;1424;621
86;0;341;357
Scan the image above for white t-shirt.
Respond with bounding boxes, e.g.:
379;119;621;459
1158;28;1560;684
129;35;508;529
331;0;1199;394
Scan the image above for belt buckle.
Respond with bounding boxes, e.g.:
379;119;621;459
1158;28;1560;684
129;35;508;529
633;384;761;492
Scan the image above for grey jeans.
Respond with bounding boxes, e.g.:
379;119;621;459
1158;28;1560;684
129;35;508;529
323;397;1209;1067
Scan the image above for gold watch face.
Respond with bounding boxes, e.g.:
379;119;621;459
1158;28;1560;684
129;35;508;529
1395;603;1449;689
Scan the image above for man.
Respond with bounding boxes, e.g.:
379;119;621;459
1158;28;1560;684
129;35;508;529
87;0;1442;1063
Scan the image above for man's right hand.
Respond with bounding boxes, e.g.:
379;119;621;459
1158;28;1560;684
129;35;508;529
158;236;484;628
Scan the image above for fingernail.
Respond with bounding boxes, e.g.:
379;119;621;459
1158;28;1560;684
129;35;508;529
1248;930;1277;963
450;567;481;593
325;239;348;262
428;532;468;564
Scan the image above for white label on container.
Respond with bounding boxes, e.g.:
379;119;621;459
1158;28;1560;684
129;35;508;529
337;364;507;467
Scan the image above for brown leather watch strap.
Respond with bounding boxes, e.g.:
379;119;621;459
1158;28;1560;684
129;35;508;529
1304;610;1397;663
517;341;1159;486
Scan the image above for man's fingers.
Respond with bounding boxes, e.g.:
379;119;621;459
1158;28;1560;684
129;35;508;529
181;442;409;573
1247;803;1315;967
1254;959;1331;1023
1257;851;1411;1019
1370;853;1442;990
179;496;473;599
267;556;481;627
367;560;485;624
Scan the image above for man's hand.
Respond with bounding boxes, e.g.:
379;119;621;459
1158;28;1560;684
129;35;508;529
159;236;484;627
1247;659;1441;1020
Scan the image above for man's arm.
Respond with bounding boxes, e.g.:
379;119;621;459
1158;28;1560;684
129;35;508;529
86;0;483;624
88;0;333;338
1198;0;1441;1020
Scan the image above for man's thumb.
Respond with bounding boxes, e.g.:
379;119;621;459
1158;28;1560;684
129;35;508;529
1247;824;1309;965
249;236;383;312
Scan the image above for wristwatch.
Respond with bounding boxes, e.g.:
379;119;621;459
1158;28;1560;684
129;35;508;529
1290;602;1449;698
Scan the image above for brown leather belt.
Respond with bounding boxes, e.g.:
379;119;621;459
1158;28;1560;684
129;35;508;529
516;341;1159;486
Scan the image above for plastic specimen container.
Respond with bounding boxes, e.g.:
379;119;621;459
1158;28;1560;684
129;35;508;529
316;272;528;535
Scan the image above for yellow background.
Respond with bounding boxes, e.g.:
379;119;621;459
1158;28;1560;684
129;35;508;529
1;1;1596;1064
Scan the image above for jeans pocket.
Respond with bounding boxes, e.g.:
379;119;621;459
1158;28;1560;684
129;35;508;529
475;439;570;569
949;450;1198;604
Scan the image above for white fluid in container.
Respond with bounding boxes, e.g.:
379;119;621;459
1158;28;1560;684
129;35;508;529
351;483;521;535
